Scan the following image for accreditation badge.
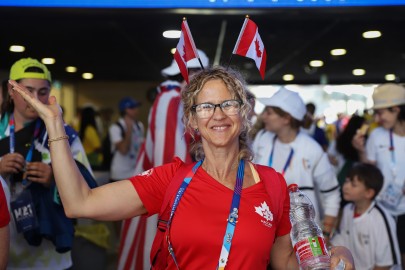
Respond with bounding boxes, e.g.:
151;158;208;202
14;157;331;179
10;189;38;233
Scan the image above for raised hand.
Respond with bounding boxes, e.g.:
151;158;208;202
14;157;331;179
8;80;62;123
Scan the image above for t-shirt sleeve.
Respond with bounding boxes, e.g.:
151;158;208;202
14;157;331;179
0;182;10;228
275;173;292;237
129;158;184;216
110;123;124;145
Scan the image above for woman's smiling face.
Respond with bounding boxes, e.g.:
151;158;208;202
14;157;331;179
192;79;242;149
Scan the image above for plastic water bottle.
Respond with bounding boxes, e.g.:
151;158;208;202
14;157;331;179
288;184;330;270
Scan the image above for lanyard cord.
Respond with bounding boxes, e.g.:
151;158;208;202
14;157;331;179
166;159;245;270
9;114;42;186
217;160;245;270
389;128;395;164
388;128;398;180
268;135;294;176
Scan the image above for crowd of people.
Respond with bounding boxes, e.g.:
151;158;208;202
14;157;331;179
0;53;404;270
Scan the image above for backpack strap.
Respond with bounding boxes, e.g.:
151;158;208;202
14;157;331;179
112;121;125;154
150;161;197;269
116;121;125;137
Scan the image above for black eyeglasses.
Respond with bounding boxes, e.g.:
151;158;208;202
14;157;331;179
191;99;242;119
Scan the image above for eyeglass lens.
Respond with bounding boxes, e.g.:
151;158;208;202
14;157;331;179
194;100;241;118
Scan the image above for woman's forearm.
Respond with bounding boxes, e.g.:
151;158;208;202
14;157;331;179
45;117;91;218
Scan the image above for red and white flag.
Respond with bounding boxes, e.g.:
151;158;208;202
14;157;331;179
174;19;199;83
233;17;267;79
117;84;194;270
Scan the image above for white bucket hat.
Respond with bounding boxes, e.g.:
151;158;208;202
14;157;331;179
258;87;306;121
161;49;209;77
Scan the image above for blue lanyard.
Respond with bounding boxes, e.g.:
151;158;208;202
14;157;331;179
217;160;245;270
389;128;395;164
166;159;245;270
268;135;294;176
9;114;42;185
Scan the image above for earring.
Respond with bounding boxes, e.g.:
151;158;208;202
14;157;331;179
195;128;199;132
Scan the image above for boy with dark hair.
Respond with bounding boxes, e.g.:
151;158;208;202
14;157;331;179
331;163;402;270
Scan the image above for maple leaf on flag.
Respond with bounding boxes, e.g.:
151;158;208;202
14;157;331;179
233;16;267;79
173;18;199;83
255;39;262;58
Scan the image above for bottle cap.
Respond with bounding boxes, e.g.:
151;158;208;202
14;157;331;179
288;183;298;192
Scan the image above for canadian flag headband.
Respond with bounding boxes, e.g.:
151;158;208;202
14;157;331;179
173;15;267;83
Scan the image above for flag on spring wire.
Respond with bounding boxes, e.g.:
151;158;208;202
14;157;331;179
232;17;267;79
174;18;199;83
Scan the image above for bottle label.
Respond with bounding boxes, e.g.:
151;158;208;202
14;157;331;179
293;236;328;262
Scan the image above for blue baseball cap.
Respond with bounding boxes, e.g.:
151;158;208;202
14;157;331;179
119;97;141;112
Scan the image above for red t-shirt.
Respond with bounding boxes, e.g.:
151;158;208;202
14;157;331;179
131;159;291;269
0;181;10;228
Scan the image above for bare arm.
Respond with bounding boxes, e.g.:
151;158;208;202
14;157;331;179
270;234;299;270
0;225;9;270
9;80;146;221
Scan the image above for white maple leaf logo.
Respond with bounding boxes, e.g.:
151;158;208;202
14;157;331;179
139;168;153;177
255;201;273;222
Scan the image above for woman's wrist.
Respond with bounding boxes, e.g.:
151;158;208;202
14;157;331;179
44;116;66;138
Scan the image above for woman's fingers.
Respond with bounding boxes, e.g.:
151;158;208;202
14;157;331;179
330;246;355;270
9;80;34;100
9;80;60;119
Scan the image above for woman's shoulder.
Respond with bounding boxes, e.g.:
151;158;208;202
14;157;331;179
146;157;189;177
252;163;285;186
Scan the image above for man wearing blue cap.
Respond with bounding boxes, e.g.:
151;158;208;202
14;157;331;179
108;97;144;182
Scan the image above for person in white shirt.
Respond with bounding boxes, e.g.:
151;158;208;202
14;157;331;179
331;163;401;270
252;87;341;241
109;97;144;181
353;83;405;268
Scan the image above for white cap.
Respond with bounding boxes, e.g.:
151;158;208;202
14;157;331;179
258;87;306;121
161;49;209;77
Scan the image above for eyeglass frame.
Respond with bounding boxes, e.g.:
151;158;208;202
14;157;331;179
191;99;243;119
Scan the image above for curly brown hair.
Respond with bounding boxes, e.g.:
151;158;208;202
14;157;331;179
181;66;253;161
